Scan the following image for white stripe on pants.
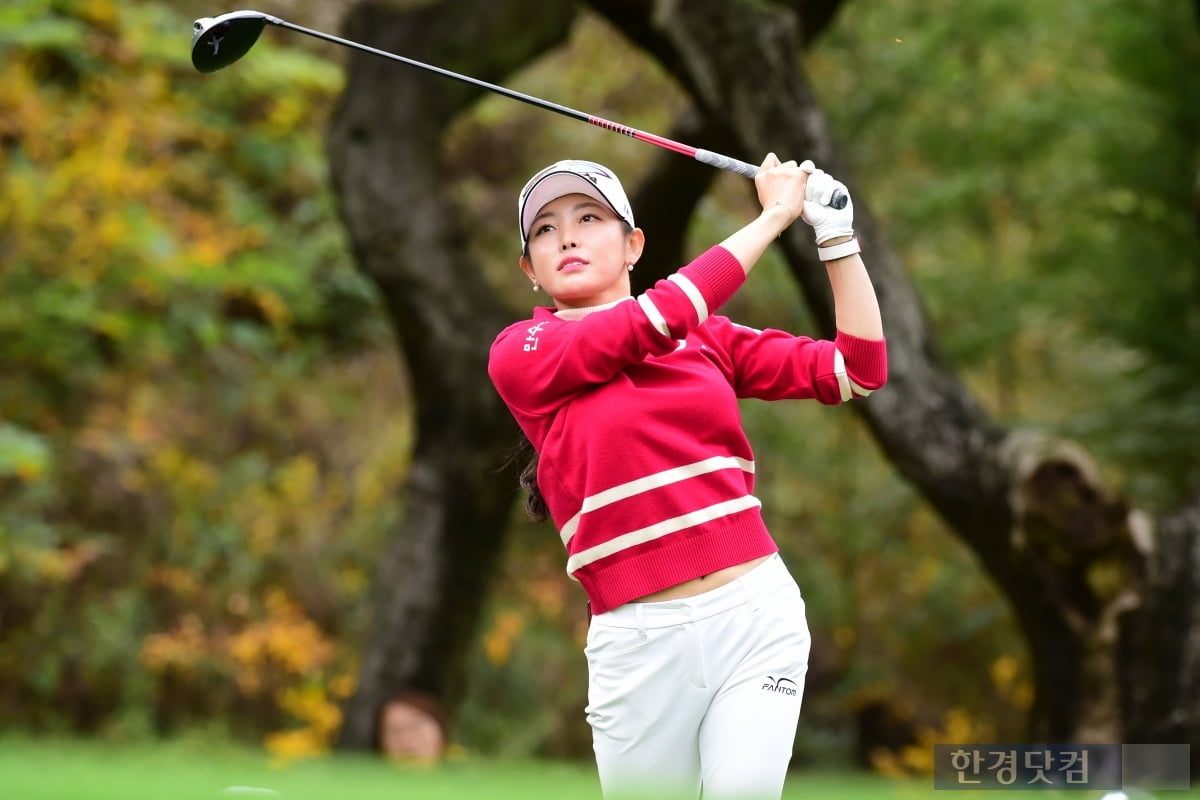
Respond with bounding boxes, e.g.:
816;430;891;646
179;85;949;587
584;553;811;800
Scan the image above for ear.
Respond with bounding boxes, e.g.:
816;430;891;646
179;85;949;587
519;253;537;283
625;228;646;266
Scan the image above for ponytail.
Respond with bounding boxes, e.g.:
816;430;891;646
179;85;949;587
514;433;549;523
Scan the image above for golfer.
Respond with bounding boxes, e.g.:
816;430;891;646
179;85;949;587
487;153;886;799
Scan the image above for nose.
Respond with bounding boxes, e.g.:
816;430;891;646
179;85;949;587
558;222;579;250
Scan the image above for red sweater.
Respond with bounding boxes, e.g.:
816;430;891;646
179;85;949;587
488;246;887;614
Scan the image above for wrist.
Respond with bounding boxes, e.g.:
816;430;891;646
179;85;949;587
770;200;797;223
761;203;793;237
819;234;854;246
814;224;855;245
817;236;861;262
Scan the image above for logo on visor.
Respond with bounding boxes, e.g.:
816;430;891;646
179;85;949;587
574;167;614;186
521;164;613;200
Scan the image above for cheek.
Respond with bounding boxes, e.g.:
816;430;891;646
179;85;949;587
526;242;558;272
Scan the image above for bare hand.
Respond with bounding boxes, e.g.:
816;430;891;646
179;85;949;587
754;153;809;224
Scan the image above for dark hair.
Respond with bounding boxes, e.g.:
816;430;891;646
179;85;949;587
514;433;549;523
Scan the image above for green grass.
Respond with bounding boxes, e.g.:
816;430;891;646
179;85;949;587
0;737;1194;799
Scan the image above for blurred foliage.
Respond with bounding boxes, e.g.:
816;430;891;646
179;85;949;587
0;0;403;757
1;0;1197;774
809;0;1200;508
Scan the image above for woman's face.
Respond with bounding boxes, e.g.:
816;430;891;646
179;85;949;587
521;192;644;310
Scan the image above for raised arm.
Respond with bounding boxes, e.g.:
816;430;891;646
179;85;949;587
798;165;883;341
717;152;808;274
717;155;884;341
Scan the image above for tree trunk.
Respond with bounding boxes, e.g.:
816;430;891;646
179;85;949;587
1124;495;1200;745
323;0;576;749
588;0;1200;757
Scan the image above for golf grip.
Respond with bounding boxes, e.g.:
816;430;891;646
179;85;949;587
589;115;850;211
694;150;848;210
694;149;758;178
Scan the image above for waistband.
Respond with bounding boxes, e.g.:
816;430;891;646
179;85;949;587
592;553;794;630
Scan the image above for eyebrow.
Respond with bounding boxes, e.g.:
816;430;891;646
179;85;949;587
531;200;606;226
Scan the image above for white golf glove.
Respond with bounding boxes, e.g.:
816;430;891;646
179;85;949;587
799;160;854;244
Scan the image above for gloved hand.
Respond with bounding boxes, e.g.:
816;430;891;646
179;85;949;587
799;160;854;244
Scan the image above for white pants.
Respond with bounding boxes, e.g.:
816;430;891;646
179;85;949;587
584;554;811;800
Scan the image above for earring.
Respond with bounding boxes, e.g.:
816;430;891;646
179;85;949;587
532;281;540;292
626;262;634;272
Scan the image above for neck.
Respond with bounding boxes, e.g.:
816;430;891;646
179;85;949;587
554;296;634;319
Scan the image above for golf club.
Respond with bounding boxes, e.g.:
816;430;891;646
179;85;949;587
191;10;847;209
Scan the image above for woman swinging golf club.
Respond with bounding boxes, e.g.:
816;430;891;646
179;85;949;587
488;153;887;799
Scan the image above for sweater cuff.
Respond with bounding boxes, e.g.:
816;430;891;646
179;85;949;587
835;330;888;390
682;246;746;313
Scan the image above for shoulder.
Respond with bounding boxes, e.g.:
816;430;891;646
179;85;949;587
489;310;567;379
493;309;557;343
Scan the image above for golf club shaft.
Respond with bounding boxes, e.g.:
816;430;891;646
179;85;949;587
261;18;788;184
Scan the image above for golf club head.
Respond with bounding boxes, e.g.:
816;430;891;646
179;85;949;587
191;10;270;73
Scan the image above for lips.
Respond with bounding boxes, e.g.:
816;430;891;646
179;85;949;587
557;256;587;272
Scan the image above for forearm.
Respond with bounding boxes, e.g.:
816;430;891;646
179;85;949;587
823;237;883;340
718;204;794;275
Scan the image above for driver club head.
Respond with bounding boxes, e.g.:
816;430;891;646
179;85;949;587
191;11;270;73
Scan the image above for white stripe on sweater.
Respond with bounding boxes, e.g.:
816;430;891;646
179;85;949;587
637;294;671;337
565;495;763;575
667;274;709;324
833;347;874;401
559;455;755;547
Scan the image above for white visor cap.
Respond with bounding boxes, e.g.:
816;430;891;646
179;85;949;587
518;160;635;248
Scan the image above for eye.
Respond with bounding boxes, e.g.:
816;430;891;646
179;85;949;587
533;223;555;236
